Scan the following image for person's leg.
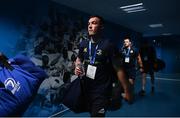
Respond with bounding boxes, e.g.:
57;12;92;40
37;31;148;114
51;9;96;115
139;72;146;96
142;73;147;91
150;71;155;94
129;78;134;96
128;68;136;89
116;69;132;102
127;67;136;103
128;78;135;104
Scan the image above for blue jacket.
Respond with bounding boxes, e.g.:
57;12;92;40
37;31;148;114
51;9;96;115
0;54;47;116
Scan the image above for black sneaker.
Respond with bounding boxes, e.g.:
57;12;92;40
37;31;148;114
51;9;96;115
139;90;146;96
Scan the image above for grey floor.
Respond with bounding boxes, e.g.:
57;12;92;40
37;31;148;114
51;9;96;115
23;73;180;117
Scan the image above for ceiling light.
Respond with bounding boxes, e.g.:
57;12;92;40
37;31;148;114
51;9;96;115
119;3;146;13
162;33;172;36
149;24;163;28
123;6;144;11
120;3;143;9
126;9;146;13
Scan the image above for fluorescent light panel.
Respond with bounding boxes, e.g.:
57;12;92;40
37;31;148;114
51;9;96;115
122;6;144;11
162;33;171;36
120;3;146;13
149;24;163;28
120;3;143;9
126;8;146;13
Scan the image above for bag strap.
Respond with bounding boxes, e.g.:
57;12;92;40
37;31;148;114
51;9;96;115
79;76;87;99
0;53;14;71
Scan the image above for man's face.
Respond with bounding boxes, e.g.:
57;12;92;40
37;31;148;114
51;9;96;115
124;39;131;47
88;17;102;36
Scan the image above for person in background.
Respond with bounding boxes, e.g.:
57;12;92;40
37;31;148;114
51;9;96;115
139;40;157;96
120;37;143;103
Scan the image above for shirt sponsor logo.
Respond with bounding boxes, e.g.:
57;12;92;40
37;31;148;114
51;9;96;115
4;78;21;94
97;49;102;55
130;50;133;53
83;48;87;52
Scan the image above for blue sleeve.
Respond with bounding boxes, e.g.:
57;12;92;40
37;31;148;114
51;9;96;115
9;54;48;79
0;54;48;116
0;88;22;116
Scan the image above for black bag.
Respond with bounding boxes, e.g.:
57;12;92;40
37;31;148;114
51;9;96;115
107;69;122;111
107;81;122;111
153;58;166;72
62;78;87;113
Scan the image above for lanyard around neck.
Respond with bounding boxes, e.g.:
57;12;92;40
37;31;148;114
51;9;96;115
89;41;98;64
125;48;130;57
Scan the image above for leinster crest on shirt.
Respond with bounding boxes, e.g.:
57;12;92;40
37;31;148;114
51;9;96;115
4;78;21;94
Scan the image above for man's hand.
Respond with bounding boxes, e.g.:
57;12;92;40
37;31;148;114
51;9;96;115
139;67;144;73
74;57;84;76
137;54;144;73
75;66;83;76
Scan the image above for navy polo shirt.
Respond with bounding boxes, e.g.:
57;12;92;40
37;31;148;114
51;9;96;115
121;47;138;68
78;38;122;94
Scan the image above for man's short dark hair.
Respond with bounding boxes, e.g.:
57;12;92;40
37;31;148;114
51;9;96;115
89;15;104;25
124;36;131;41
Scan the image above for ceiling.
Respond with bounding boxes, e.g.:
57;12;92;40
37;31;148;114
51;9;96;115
53;0;180;37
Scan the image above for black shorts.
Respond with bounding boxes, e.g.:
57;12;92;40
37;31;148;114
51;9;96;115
86;93;108;117
124;68;136;80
